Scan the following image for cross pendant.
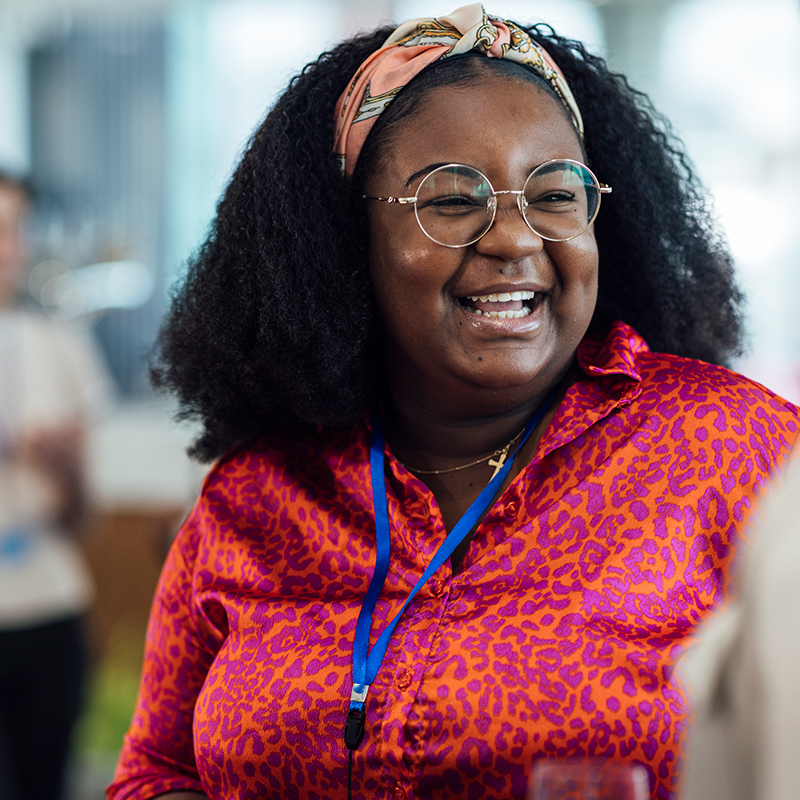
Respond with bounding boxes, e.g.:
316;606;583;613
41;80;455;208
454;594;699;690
488;449;508;480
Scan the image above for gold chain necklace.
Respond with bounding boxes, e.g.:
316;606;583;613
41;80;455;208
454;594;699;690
395;425;526;480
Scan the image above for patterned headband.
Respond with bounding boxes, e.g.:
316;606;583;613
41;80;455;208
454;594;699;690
333;2;584;178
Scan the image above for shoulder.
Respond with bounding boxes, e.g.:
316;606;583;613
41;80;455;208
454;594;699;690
171;422;375;604
635;349;800;432
577;322;800;479
14;308;82;347
196;422;373;526
630;346;800;492
583;320;800;432
4;309;114;420
13;309;110;373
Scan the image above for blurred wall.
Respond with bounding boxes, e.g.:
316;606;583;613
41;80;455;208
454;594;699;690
30;17;167;394
0;0;798;514
0;41;29;172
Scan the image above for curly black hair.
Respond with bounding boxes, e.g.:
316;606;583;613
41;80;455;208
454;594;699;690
152;23;744;462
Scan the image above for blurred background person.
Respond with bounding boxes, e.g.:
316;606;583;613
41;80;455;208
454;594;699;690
680;454;800;800
0;170;114;800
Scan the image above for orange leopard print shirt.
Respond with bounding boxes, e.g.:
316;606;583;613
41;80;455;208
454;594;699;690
109;323;800;800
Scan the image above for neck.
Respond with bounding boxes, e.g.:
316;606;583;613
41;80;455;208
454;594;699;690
384;363;577;473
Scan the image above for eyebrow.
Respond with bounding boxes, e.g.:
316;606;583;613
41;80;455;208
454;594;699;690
404;163;450;188
403;160;562;189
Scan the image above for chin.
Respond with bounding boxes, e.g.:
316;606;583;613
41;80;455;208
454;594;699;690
461;359;560;394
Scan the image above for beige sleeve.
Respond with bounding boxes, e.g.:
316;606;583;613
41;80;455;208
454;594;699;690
681;462;800;800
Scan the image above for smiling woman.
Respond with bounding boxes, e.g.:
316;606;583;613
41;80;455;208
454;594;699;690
108;5;799;800
366;77;597;422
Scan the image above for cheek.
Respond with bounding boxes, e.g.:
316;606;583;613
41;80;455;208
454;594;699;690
545;235;599;328
368;212;452;309
549;234;599;291
368;226;413;316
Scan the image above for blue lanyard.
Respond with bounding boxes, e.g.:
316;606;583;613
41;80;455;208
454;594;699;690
343;394;556;751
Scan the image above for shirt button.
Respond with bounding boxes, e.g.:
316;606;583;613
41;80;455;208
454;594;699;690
505;500;519;517
396;668;412;690
429;578;446;598
391;782;406;800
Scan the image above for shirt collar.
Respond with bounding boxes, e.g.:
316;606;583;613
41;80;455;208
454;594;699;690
576;320;647;383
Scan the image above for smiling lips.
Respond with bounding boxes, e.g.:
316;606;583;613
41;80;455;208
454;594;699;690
459;290;537;319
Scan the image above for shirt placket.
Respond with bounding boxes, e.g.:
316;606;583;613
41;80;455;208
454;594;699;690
365;475;451;798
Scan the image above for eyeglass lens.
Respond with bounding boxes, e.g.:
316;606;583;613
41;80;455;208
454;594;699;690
414;161;600;247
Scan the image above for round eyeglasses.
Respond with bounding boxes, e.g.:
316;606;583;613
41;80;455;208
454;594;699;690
364;159;612;248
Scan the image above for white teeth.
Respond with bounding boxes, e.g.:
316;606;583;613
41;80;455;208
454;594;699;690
471;307;531;319
461;290;537;320
467;291;536;303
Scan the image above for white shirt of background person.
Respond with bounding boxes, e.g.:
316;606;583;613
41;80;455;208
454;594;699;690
0;176;114;629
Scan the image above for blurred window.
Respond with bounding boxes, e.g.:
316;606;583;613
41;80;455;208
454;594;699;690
659;0;800;398
165;0;343;286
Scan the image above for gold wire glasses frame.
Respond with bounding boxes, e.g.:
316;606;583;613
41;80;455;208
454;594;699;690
364;158;612;248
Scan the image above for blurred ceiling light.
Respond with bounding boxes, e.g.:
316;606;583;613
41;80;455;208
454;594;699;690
29;258;154;322
76;260;154;309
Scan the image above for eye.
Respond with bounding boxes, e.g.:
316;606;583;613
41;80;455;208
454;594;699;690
416;165;491;215
423;193;484;214
529;190;577;206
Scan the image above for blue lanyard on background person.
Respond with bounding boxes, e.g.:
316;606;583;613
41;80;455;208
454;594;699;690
344;391;557;752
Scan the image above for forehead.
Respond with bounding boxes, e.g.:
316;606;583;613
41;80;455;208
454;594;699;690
371;76;584;188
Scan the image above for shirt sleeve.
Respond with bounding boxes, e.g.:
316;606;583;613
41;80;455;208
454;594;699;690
107;497;223;800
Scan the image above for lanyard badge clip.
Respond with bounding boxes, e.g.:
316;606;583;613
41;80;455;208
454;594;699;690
344;684;369;751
